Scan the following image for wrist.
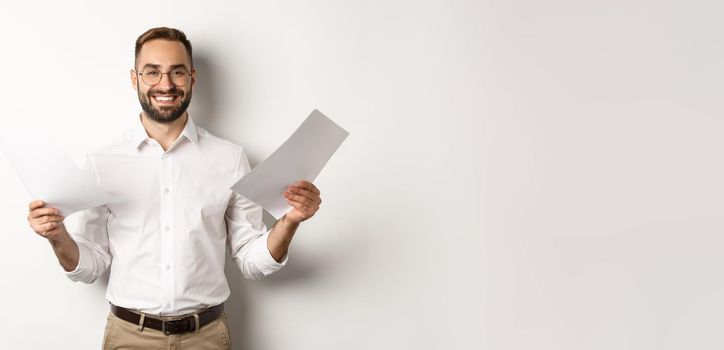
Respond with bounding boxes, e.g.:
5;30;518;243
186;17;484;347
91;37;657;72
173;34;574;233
278;215;300;230
48;227;71;246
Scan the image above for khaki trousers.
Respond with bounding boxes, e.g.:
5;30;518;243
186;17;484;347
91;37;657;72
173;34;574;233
102;311;232;350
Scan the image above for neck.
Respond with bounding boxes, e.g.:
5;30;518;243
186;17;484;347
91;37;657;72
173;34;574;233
139;112;188;151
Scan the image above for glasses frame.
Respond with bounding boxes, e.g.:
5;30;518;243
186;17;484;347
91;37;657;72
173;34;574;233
135;68;192;87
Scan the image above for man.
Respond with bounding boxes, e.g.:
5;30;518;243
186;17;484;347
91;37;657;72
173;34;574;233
26;27;321;349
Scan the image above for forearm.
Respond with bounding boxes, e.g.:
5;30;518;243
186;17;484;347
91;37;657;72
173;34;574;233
48;228;80;272
267;216;299;262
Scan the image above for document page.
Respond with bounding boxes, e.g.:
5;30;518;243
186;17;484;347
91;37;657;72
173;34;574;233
0;129;115;216
231;109;349;219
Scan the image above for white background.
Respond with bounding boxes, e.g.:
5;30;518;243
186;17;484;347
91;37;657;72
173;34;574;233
0;1;721;349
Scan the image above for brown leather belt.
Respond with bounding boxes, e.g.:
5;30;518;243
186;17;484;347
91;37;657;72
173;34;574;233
110;303;224;335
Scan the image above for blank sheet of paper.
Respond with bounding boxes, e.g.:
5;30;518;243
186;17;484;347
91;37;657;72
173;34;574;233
0;128;115;217
231;109;349;219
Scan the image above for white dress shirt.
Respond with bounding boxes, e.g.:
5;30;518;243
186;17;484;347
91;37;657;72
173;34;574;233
64;115;287;316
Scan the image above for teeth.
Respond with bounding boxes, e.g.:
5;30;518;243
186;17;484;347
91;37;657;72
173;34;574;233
154;96;174;102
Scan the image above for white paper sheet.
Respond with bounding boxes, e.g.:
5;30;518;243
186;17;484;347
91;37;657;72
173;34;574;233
231;109;349;219
0;128;115;217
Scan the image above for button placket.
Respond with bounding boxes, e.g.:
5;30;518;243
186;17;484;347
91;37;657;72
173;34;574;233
159;152;175;313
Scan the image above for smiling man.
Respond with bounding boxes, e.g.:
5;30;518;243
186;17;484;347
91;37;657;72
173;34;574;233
26;27;321;350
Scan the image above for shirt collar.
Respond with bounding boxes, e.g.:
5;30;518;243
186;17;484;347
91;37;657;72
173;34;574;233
179;115;199;146
130;114;199;149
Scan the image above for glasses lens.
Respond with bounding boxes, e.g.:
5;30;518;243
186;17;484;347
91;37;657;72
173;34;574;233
141;69;161;85
169;70;189;86
139;69;189;86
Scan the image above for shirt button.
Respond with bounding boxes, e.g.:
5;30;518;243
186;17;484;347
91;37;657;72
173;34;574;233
164;188;170;193
165;265;170;270
166;303;170;308
164;226;170;231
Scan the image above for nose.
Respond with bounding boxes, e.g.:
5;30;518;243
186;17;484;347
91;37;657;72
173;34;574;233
156;72;175;90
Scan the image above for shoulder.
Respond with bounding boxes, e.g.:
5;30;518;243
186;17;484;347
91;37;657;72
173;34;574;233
87;128;138;160
79;128;137;177
196;126;252;178
196;126;246;161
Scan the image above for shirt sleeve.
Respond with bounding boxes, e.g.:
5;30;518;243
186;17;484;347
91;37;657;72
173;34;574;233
225;147;287;280
63;155;113;284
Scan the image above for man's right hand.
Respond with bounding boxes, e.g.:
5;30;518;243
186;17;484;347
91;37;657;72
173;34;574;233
28;200;67;241
27;200;79;272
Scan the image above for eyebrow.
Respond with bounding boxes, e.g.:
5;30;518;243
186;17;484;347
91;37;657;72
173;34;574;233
141;63;190;71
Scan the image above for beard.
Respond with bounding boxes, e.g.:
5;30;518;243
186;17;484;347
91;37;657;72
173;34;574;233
138;86;192;124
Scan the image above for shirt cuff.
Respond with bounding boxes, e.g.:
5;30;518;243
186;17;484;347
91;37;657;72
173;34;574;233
63;239;93;282
251;230;288;275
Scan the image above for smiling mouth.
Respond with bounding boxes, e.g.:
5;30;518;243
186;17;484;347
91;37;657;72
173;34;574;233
152;94;180;104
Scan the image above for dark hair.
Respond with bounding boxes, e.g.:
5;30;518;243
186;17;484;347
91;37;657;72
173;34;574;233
135;27;193;69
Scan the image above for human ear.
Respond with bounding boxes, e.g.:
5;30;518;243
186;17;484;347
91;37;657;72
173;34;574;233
130;69;138;91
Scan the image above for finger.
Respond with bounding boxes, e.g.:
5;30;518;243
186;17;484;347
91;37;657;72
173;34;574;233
292;181;320;195
286;187;321;204
44;226;64;238
40;221;58;235
287;198;319;218
286;197;316;213
287;201;315;219
29;200;45;211
284;192;318;207
29;207;60;220
37;215;65;225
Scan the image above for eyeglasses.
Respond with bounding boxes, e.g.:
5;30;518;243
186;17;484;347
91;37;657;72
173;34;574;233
136;68;191;86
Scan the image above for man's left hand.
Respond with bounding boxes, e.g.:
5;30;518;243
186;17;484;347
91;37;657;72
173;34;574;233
283;180;321;225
